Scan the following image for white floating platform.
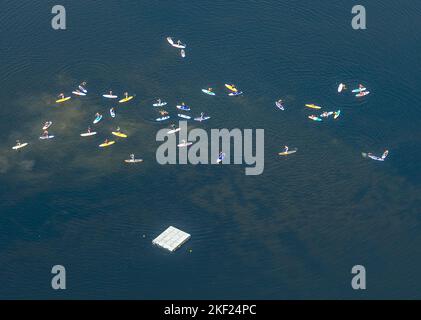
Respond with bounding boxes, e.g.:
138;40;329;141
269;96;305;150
152;226;191;252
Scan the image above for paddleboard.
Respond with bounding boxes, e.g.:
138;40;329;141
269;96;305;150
167;128;181;134
119;96;134;103
338;83;345;93
356;91;370;97
56;97;71;103
176;105;190;111
225;84;238;92
42;122;53;130
216;153;225;164
279;148;298;156
153;101;167;107
320;112;334;118
112;132;128;138
178;114;191;120
80;132;97;137
156;116;170;122
93;115;103;124
99;141;116;148
40;135;55;140
79;85;87;93
177;141;193;148
72;90;86;96
125;159;143;163
167;37;186;49
305;104;322;110
365;150;389;161
367;154;385;161
275;101;285;110
194;116;211;122
308;115;322;122
103;94;118;99
12;143;29;150
172;42;186;49
110;108;116;118
225;84;238;91
334;110;341;119
202;89;215;96
352;87;367;93
228;91;243;96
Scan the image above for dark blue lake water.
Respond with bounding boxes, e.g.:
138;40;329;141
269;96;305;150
0;0;420;299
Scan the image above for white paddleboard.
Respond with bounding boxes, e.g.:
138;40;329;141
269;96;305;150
125;159;143;163
12;143;29;150
153;101;167;107
156;116;170;121
80;132;97;137
39;135;55;140
181;49;186;58
167;128;181;134
279;148;298;156
275;101;285;110
338;83;345;93
177;141;193;148
43;122;53;130
167;37;186;49
103;94;118;99
178;114;191;120
72;90;86;96
194;116;211;122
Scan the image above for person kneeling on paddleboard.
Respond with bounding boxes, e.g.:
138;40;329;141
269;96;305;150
284;146;289;153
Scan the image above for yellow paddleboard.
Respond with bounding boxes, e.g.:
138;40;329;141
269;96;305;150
119;96;134;103
305;104;322;109
56;97;71;103
225;84;238;92
99;141;116;148
112;132;128;138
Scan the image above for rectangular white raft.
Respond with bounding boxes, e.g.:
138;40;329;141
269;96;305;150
152;226;191;252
